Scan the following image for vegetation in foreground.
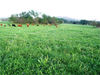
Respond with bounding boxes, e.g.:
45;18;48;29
0;23;100;75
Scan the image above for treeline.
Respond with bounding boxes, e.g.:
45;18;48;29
3;10;100;27
8;10;63;25
72;20;100;27
58;18;100;27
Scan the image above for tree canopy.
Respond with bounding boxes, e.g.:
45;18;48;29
8;10;63;25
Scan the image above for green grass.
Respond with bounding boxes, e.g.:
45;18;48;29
0;23;100;75
0;21;11;24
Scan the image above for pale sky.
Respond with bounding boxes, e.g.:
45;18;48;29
0;0;100;21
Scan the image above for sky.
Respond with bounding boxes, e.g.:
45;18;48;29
0;0;100;21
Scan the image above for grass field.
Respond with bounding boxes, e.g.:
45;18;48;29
0;23;100;75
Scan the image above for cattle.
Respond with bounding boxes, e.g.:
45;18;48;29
56;24;58;28
8;24;11;26
27;24;29;27
44;24;45;26
18;24;22;27
27;25;29;27
54;24;58;28
50;24;51;26
32;23;34;25
1;23;2;26
4;25;6;27
12;24;16;27
37;25;39;26
56;25;58;28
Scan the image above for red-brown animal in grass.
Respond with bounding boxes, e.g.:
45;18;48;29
55;24;58;28
44;24;45;26
4;25;6;27
18;24;22;27
1;23;3;26
32;23;34;25
50;24;51;26
27;24;29;27
56;25;58;28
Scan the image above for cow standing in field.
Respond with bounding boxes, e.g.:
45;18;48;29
27;24;29;27
8;24;11;26
1;23;3;26
32;23;34;25
12;24;16;27
56;25;58;28
44;24;45;26
55;24;58;28
18;24;22;27
4;25;6;27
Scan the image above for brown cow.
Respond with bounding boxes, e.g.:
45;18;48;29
18;24;22;27
56;24;58;28
1;23;2;26
4;25;6;27
8;24;11;26
44;24;45;26
32;23;34;25
56;25;58;28
27;24;29;27
55;24;57;26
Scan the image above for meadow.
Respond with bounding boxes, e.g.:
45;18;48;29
0;23;100;75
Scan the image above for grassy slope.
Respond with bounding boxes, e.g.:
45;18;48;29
0;23;100;75
0;21;11;24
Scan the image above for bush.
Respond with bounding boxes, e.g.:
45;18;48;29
92;21;100;28
95;22;100;27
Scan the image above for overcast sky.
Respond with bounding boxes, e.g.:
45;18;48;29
0;0;100;21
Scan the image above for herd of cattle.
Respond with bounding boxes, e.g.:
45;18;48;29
0;23;58;27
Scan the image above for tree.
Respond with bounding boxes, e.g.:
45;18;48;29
73;21;77;24
51;17;58;24
59;20;63;24
96;22;100;27
29;10;35;17
25;13;33;24
8;10;61;25
92;21;100;28
80;20;88;25
19;12;27;24
15;14;19;23
34;11;41;24
38;17;44;24
47;16;52;24
42;14;47;24
8;14;16;23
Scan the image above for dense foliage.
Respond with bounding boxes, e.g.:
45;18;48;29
0;23;100;74
1;9;100;27
8;10;62;25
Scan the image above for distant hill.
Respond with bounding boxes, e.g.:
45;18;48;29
0;19;2;22
0;17;9;19
56;16;80;21
0;17;9;21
